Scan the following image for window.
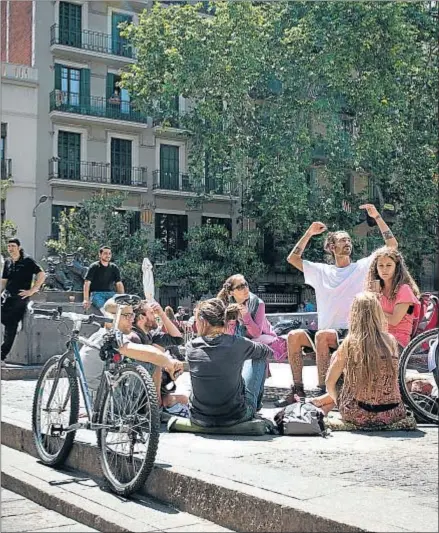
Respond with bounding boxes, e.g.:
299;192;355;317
107;74;131;115
202;216;232;237
58;131;81;180
51;205;73;239
111;138;132;185
0;123;5;180
61;66;81;106
59;1;82;47
159;144;180;190
155;213;188;258
116;210;141;235
111;12;133;57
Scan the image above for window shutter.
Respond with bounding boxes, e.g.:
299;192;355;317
106;73;115;100
80;68;90;106
54;63;62;90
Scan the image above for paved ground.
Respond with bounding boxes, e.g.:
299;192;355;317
1;487;98;532
2;366;438;532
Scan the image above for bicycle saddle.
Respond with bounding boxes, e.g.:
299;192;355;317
114;294;142;306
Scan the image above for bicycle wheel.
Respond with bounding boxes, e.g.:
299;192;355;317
399;329;439;425
32;355;79;466
96;363;160;496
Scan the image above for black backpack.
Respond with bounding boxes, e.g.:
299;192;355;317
273;319;302;336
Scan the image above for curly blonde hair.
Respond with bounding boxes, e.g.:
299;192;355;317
366;247;420;300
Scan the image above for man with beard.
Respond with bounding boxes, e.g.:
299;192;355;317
275;204;398;406
129;300;189;417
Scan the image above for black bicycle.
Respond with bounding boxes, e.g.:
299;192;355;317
399;328;439;425
30;294;160;496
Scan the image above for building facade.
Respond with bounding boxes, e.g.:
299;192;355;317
2;0;242;307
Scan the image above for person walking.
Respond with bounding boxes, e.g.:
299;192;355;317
82;246;124;312
1;238;45;365
276;203;398;405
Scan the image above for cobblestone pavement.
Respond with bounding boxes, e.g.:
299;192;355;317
2;375;438;500
1;488;98;532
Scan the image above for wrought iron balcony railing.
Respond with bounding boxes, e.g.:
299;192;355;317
50;24;136;59
152;170;239;195
152;170;192;192
1;159;12;180
49;158;147;187
49;90;148;124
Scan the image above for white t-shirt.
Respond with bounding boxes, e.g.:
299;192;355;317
303;255;374;330
79;328;130;394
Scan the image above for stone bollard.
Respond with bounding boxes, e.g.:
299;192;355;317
7;291;100;366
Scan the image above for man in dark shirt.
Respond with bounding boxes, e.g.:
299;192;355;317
1;238;45;364
128;300;188;417
83;246;124;312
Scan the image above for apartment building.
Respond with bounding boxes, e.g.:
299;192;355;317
1;0;39;256
2;0;241;307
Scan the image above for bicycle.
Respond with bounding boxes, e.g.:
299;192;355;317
399;328;439;425
30;294;160;496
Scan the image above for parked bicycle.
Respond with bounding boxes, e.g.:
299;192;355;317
399;328;439;425
30;294;160;496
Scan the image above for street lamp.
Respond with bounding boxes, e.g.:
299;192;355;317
32;195;49;217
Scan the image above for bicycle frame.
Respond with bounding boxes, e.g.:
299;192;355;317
43;326;119;435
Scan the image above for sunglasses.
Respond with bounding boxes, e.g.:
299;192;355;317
232;282;248;291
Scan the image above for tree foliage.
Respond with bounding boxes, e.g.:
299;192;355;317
156;224;266;301
46;192;166;294
122;1;438;279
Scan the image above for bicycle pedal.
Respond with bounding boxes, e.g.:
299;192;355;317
50;424;64;436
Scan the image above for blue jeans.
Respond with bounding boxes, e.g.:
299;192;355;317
91;291;115;310
241;358;267;418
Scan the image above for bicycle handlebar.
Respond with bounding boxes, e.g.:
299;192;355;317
28;302;112;326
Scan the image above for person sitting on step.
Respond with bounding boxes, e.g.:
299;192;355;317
310;292;407;428
186;298;272;427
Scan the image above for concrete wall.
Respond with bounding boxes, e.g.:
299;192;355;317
1;70;39;255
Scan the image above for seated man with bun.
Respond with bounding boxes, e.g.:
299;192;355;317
80;297;183;403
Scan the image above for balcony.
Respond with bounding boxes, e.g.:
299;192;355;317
49;91;148;125
152;170;192;192
50;24;136;62
1;159;12;180
255;293;298;305
152;171;239;196
48;158;147;188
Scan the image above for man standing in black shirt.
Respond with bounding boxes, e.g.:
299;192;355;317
83;245;124;312
1;238;46;365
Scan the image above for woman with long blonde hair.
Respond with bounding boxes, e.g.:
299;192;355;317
366;247;420;349
312;292;406;427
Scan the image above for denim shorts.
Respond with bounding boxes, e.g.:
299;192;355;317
91;291;115;310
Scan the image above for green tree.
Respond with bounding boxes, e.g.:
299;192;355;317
46;192;166;294
122;1;438;280
1;179;17;251
156;224;266;301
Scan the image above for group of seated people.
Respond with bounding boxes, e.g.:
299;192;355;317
81;206;424;430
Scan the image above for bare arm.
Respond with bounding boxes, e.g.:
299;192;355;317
18;271;46;299
360;204;398;249
384;302;411;326
115;281;125;294
2;278;8;291
151;302;183;339
83;280;91;309
119;342;183;379
287;222;327;272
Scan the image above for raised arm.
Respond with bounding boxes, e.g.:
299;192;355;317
151;301;182;339
287;222;327;272
360;204;398;249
